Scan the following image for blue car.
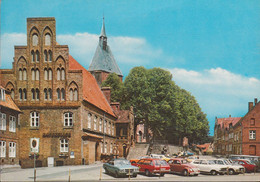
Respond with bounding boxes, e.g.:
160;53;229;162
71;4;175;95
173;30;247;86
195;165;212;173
103;158;139;178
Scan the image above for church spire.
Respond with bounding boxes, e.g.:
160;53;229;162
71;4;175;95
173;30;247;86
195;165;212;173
100;16;106;37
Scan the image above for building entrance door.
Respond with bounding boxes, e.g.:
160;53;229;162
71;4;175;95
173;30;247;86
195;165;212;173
48;157;54;167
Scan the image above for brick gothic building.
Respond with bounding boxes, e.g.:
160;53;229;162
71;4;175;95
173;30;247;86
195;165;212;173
214;99;260;156
0;87;22;165
0;17;133;168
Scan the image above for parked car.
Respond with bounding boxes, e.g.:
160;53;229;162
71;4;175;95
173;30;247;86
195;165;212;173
191;159;227;175
133;158;170;176
103;158;139;178
168;158;200;176
130;156;151;165
233;159;258;173
186;155;199;163
213;159;245;175
149;154;171;162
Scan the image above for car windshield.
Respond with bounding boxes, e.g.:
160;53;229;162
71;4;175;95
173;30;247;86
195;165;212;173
208;160;215;165
181;160;188;164
114;160;131;166
154;160;168;166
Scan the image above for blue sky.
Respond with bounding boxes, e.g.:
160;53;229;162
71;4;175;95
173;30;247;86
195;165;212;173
1;0;260;135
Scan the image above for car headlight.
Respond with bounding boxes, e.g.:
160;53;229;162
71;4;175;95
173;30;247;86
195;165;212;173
189;168;194;172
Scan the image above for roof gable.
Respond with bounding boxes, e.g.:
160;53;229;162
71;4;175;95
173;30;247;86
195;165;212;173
69;55;116;118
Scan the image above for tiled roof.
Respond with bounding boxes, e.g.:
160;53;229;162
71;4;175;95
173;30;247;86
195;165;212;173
69;55;116;118
89;44;123;76
0;92;21;113
216;117;241;130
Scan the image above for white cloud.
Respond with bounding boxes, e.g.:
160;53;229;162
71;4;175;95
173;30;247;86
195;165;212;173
168;67;260;134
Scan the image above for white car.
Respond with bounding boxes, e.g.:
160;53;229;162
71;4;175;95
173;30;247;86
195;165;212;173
191;159;227;175
213;159;245;175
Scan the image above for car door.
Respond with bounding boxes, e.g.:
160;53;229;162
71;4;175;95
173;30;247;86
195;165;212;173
137;159;145;173
200;160;208;172
173;159;182;173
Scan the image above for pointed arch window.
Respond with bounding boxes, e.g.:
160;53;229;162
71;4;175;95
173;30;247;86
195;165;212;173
31;51;35;62
36;69;39;80
48;69;52;80
45;33;51;46
48;50;52;62
88;113;92;129
31;69;35;80
74;89;78;101
57;68;61;80
19;89;22;101
23;69;27;80
69;88;73;101
32;34;38;46
36;51;39;62
36;89;39;100
44;88;48;100
44;69;48;80
61;68;65;80
31;89;35;100
57;88;60;100
23;89;27;100
48;88;52;100
44;50;47;62
19;69;23;80
61;88;65;101
11;89;15;100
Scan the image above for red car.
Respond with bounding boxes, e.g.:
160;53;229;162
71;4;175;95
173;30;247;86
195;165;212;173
133;158;170;176
168;158;200;176
233;159;257;173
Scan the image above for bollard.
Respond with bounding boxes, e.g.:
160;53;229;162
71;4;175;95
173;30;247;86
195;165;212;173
68;168;71;182
34;168;36;182
227;167;229;175
99;167;102;180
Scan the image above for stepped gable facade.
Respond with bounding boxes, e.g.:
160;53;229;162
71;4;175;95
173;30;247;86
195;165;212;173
0;17;126;168
0;86;22;165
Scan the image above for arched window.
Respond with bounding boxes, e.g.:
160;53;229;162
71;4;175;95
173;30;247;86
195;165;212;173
36;89;39;100
57;68;61;80
69;88;73;101
57;88;60;100
31;51;35;62
32;34;38;46
48;50;52;62
31;69;35;80
19;89;22;101
36;69;39;80
88;113;92;129
44;69;48;80
44;50;47;62
19;69;22;80
74;89;78;101
36;51;39;62
31;89;35;100
23;69;27;80
45;33;51;46
23;89;27;100
48;88;52;100
11;89;15;100
48;69;52;80
44;88;48;100
61;68;65;80
61;88;65;101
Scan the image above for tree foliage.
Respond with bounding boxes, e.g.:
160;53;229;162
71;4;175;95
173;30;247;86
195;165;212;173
103;67;210;144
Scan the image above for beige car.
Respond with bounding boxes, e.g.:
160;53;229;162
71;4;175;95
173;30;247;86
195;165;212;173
191;159;227;175
213;159;245;175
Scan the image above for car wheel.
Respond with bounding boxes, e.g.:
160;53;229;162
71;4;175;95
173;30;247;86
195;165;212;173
210;170;217;175
183;169;188;176
145;169;151;176
228;169;235;175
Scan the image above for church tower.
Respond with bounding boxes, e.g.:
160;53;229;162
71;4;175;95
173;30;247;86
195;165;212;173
89;17;123;86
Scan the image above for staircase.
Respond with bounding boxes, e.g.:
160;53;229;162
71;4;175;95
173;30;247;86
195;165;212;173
127;143;150;160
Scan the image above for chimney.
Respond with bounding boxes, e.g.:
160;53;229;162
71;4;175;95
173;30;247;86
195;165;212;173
254;98;258;106
111;102;120;113
101;87;111;104
248;102;253;111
